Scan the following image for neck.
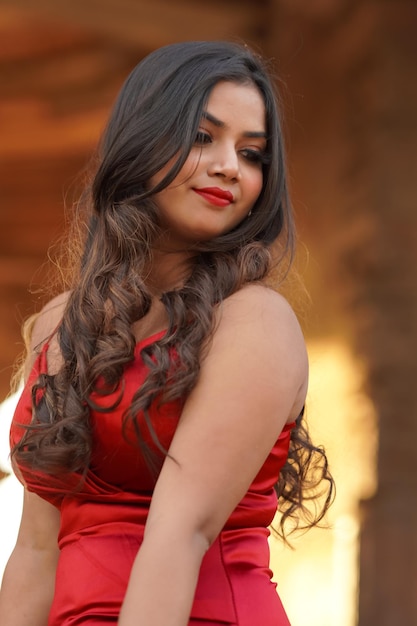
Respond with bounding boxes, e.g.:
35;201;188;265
145;248;196;295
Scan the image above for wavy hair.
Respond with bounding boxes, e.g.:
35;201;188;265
12;41;333;537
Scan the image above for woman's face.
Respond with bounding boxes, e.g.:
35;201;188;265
150;81;267;249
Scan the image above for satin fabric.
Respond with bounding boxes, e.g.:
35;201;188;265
11;332;293;625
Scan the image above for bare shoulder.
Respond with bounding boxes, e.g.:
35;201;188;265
24;291;71;377
218;284;306;359
211;284;308;419
222;283;300;324
30;291;70;350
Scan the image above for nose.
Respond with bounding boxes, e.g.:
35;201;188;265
207;144;241;181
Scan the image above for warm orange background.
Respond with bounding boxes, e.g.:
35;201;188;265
1;3;416;625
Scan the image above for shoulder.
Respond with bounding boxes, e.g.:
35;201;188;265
217;284;307;362
209;284;308;421
30;291;71;350
220;283;301;327
24;291;71;378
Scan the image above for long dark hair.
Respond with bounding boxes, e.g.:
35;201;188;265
12;41;333;538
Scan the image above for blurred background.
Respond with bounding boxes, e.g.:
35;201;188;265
0;1;416;624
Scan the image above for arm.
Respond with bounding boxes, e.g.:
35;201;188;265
0;490;60;626
0;293;68;623
119;285;308;626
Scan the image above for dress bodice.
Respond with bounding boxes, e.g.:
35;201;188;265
10;333;294;625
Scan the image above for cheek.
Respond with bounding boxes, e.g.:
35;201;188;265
150;150;200;190
179;150;202;181
169;150;201;186
246;170;263;204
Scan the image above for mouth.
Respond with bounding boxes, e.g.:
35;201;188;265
193;187;234;207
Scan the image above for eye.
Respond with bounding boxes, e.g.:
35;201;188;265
194;131;212;145
241;149;270;166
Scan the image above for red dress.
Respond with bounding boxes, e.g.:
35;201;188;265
11;331;293;625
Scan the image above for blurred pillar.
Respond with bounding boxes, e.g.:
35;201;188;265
350;4;417;625
265;1;417;624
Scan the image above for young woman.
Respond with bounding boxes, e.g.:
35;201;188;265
0;41;333;626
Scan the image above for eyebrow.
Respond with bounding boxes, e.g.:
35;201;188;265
202;111;267;139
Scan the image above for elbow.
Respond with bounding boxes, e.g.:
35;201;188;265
194;527;213;556
193;516;225;553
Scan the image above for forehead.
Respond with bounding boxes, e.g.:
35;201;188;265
204;81;266;129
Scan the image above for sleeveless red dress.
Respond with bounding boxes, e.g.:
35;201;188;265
10;331;293;625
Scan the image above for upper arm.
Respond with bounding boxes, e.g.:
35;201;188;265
14;294;68;548
15;489;60;556
0;490;60;623
146;285;308;546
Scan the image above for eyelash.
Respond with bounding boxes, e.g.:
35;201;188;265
195;131;211;145
241;149;270;165
194;131;269;165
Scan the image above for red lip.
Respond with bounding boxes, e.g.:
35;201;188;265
196;187;234;201
193;187;234;207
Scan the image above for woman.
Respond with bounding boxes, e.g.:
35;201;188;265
0;41;333;625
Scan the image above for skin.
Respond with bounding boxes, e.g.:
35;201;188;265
0;295;63;626
150;81;266;252
119;286;308;626
0;81;308;626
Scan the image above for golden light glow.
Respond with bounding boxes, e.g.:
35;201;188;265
269;338;377;626
0;391;23;579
